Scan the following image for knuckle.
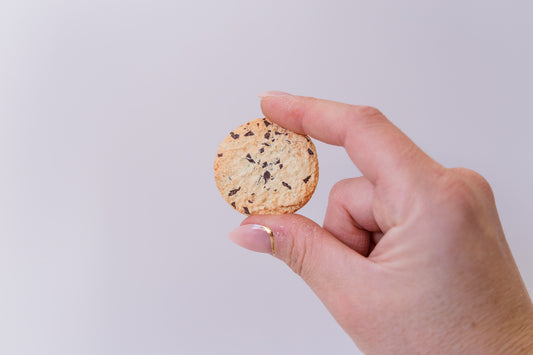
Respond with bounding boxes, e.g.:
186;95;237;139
284;220;318;278
354;105;383;119
441;178;474;210
449;167;494;199
348;105;389;131
286;97;308;121
435;168;493;218
328;179;351;204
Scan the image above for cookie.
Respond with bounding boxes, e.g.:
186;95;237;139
214;117;319;215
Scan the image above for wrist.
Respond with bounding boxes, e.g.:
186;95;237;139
443;299;533;354
498;314;533;354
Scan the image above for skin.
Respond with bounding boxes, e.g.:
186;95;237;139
228;92;533;354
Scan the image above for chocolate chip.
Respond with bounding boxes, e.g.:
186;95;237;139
245;153;255;163
271;139;275;142
262;162;267;168
228;187;241;196
274;159;280;165
279;164;283;169
231;202;236;208
303;175;311;183
259;148;264;153
262;143;270;146
275;131;282;135
263;171;271;181
282;182;292;189
263;119;272;127
244;131;254;136
248;200;253;204
230;132;239;139
243;206;250;215
264;132;270;139
308;148;314;155
217;153;223;157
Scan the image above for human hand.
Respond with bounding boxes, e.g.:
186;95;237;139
228;92;533;354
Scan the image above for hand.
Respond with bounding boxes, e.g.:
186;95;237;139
228;92;533;354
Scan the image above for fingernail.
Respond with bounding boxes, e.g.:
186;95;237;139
257;90;292;98
228;224;273;254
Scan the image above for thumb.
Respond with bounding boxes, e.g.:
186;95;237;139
228;214;369;296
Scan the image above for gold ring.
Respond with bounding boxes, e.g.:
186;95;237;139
262;225;275;255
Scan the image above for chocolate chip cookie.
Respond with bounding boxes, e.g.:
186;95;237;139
214;118;319;215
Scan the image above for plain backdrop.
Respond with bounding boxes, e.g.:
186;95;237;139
0;1;531;354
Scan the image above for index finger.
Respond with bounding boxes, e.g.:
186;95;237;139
259;92;439;184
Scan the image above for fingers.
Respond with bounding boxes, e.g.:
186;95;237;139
260;92;440;184
323;177;380;255
228;214;370;297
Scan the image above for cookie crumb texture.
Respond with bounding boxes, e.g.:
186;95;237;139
214;118;319;215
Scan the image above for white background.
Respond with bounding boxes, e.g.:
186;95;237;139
0;1;531;354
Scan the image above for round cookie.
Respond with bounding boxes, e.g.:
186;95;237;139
214;117;319;215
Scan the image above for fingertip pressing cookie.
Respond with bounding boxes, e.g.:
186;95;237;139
214;118;319;215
